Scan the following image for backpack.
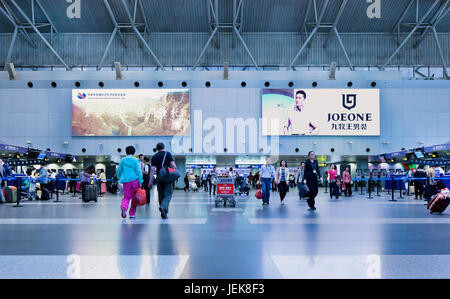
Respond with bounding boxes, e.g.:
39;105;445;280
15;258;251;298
157;152;181;183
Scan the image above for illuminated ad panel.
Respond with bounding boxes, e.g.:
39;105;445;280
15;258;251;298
262;89;380;136
72;89;190;136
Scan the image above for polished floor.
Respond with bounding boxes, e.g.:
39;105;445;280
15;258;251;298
0;187;449;279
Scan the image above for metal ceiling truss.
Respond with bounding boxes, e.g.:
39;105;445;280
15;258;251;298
98;0;165;71
382;0;448;78
0;0;448;73
0;0;37;49
301;0;313;36
322;0;353;70
194;0;259;71
288;0;330;69
5;0;70;70
413;0;450;48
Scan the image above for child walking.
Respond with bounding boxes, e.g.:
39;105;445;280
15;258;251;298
117;146;143;219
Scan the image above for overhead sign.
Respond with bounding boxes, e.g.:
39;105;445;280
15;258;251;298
261;89;380;136
424;143;450;153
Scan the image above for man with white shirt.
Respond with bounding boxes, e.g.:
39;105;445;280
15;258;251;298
284;90;319;135
260;157;276;206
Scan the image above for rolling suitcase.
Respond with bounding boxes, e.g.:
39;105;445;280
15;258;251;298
40;187;50;201
84;184;98;202
428;188;450;214
100;183;107;194
5;186;17;203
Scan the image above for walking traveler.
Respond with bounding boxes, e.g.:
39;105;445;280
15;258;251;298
149;142;179;219
303;151;322;210
260;157;276;206
276;160;289;205
117;146;143;218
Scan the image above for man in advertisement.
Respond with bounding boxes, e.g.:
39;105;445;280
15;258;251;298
283;90;319;135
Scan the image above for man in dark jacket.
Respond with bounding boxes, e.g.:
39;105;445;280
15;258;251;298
149;142;177;219
303;151;323;210
413;165;427;200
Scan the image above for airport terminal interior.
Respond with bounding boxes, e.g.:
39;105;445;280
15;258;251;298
0;0;450;279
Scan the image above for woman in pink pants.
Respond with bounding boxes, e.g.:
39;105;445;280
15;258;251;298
116;146;144;218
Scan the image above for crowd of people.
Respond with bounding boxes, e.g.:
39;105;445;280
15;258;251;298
1;149;448;216
0;159;110;203
178;151;326;211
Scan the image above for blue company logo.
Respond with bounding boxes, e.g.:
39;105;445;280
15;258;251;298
77;93;87;100
342;94;357;110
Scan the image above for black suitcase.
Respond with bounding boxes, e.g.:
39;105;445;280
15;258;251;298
40;188;50;201
83;185;98;202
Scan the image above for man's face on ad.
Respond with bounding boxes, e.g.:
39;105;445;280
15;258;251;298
295;93;306;109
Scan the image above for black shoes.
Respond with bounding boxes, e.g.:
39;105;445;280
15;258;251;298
159;207;168;219
308;207;316;211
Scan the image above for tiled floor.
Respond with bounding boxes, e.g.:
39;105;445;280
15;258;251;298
0;188;449;279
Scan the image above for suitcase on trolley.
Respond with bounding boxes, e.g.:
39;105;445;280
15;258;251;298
428;188;450;214
84;184;98;202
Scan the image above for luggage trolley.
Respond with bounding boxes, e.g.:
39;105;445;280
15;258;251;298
215;176;236;208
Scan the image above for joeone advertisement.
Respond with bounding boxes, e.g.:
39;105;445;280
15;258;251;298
261;89;380;136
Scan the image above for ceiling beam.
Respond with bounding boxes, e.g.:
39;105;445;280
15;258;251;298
0;0;37;49
288;0;329;68
138;0;151;35
9;0;70;70
120;0;165;70
431;26;449;78
301;0;313;35
193;27;218;70
5;26;18;64
103;0;128;49
323;0;348;48
413;0;450;48
382;0;439;68
392;0;415;33
35;0;59;34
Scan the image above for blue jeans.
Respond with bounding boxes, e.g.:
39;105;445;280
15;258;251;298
157;181;173;213
261;178;272;203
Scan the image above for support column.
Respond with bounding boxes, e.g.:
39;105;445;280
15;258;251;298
174;156;186;190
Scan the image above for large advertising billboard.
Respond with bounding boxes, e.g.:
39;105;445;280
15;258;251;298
261;89;380;136
72;89;190;136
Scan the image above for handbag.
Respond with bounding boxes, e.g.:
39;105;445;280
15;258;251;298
133;188;147;206
255;189;263;199
298;183;309;198
157;152;181;183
